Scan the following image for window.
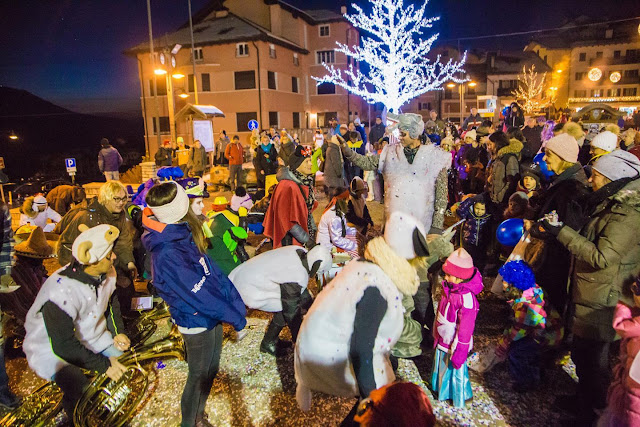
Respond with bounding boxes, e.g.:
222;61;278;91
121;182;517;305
269;44;276;59
188;74;194;92
149;78;167;96
575;72;584;81
319;25;330;37
291;76;299;93
318;112;337;127
317;82;335;95
624;69;639;78
579;52;586;62
590;89;602;97
614;50;621;58
316;50;335;64
574;90;587;97
292;112;300;128
623;87;638;96
627;49;640;59
152;116;170;134
499;79;518;88
418;102;431;111
267;71;277;90
269;111;279;127
293;53;299;66
596;51;603;59
236;112;257;132
605;29;613;39
201;73;211;92
192;47;203;62
236;43;249;57
607;88;622;97
234;71;256;90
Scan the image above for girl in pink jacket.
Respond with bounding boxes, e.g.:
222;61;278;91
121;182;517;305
600;279;640;427
431;248;483;408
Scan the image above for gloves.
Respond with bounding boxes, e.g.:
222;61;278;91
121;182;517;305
539;219;563;237
288;224;309;245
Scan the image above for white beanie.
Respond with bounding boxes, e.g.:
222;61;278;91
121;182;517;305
591;131;617;153
384;211;427;259
72;224;120;265
33;195;47;206
546;133;579;163
592;149;640;182
147;182;190;224
465;129;477;142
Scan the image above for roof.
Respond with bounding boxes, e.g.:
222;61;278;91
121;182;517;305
529;17;640;49
487;51;552;75
125;13;308;56
175;104;225;121
298;8;344;23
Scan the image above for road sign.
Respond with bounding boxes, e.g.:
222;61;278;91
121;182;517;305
65;158;77;173
248;120;259;131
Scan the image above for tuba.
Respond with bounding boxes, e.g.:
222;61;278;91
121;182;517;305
0;381;63;426
73;325;185;427
128;301;171;347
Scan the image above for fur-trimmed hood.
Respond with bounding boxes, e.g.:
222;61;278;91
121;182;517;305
612;177;640;212
364;237;419;296
497;138;524;159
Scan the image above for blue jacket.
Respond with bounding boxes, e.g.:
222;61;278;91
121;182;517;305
141;210;246;331
458;196;492;247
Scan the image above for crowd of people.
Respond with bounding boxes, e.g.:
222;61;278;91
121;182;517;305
0;104;639;426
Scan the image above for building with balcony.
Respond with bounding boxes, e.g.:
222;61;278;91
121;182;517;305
525;16;640;114
125;0;366;156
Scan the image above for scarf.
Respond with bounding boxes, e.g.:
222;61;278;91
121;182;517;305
292;170;317;238
324;189;350;214
403;145;420;164
364;237;419;296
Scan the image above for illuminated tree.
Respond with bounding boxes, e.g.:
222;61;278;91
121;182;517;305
512;65;548;114
313;0;466;113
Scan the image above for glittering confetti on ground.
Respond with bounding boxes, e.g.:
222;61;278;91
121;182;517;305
0;197;584;426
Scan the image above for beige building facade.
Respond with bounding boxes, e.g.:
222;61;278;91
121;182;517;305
126;0;366;157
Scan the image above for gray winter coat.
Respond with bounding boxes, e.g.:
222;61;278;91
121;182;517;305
324;142;346;189
188;145;208;174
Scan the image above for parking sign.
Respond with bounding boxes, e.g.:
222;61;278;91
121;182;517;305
65;158;76;173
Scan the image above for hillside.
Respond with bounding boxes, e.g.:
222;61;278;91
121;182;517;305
0;87;144;180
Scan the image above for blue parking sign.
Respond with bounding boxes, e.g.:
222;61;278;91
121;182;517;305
248;120;259;131
65;158;76;172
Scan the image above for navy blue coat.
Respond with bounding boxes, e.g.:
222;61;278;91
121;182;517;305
458;196;492;247
141;211;246;331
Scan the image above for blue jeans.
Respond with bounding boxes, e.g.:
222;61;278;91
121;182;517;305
508;336;541;388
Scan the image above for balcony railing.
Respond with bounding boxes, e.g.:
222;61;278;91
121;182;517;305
497;88;516;97
589;56;640;66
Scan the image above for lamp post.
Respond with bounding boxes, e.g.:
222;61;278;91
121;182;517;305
448;81;477;126
155;48;186;144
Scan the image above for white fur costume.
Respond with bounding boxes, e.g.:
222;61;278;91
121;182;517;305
229;245;331;312
378;143;451;233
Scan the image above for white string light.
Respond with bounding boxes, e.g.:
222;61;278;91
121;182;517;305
313;0;467;113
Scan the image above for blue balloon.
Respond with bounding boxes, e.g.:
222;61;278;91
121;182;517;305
533;153;555;179
496;218;524;247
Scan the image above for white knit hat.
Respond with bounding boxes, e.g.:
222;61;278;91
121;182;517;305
33;195;47;207
546;133;579;163
387;113;425;139
384;211;428;259
147;182;190;224
592;149;640;181
591;131;617;153
72;224;120;265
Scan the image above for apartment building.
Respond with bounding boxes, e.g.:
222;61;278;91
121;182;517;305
125;0;365;156
525;17;640;114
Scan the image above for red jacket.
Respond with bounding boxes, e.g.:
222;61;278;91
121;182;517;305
225;142;244;165
264;179;310;248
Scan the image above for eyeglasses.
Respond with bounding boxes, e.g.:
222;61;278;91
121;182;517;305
112;196;128;203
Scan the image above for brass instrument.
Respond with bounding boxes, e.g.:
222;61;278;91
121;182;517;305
128;301;171;347
0;381;63;426
73;325;185;427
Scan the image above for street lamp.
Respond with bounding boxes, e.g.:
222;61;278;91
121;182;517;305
448;81;477;126
155;45;183;143
8;131;18;140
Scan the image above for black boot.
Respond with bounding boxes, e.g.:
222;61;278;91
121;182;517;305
260;313;287;356
281;282;304;342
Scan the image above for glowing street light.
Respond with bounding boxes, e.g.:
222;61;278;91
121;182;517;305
556;69;563;73
172;72;185;79
447;83;456;88
178;92;189;99
154;68;167;75
9;131;18;140
468;81;477;87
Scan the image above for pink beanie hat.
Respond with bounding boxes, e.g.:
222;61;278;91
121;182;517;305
545;133;579;163
442;248;475;280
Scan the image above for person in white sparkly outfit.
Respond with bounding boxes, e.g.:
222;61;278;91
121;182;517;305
338;113;451;352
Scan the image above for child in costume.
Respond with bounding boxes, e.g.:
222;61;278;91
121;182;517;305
316;188;358;259
431;248;482;408
489;260;562;392
19;195;62;232
599;278;640;426
346;177;374;235
23;224;130;417
142;182;246;426
229;245;332;355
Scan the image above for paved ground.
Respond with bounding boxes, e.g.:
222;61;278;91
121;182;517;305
0;187;580;426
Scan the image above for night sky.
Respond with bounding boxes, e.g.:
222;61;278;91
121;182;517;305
1;0;636;114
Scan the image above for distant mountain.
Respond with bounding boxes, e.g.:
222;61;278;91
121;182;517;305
0;87;144;181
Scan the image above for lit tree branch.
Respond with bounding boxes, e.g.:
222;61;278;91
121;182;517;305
313;0;467;113
512;65;548;114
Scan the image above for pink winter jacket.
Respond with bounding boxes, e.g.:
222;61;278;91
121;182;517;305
433;268;483;369
607;303;640;426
